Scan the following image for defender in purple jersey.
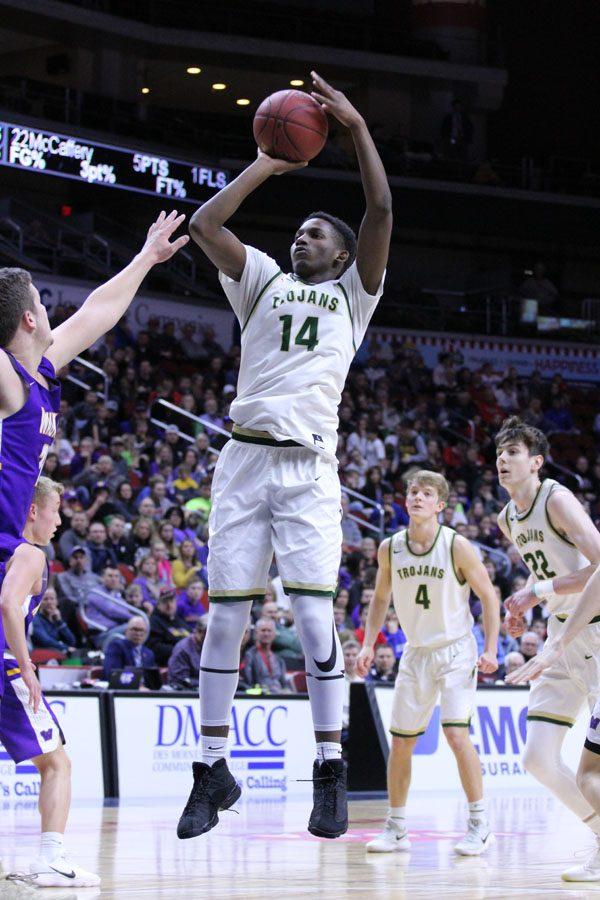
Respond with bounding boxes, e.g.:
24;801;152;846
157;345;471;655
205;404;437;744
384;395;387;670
0;477;99;888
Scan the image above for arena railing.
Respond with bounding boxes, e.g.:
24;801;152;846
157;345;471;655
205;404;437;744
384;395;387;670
67;356;110;403
150;398;386;540
472;542;511;580
79;590;150;639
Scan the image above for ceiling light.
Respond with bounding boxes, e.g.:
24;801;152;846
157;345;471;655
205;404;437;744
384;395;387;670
141;87;150;94
186;66;202;75
212;82;227;91
290;79;304;87
236;98;250;106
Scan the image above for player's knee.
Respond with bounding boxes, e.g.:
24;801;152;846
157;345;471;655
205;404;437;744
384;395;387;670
522;739;547;779
576;765;597;799
391;735;418;755
34;746;70;776
208;602;248;645
443;726;470;753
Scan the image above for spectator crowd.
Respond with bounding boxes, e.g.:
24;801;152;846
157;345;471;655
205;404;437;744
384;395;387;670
28;308;600;699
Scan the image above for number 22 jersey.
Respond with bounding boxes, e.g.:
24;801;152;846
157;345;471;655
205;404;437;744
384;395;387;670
219;246;385;463
499;478;589;616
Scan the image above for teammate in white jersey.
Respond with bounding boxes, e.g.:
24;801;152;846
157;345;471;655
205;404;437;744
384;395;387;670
494;416;600;879
357;471;499;856
177;71;392;841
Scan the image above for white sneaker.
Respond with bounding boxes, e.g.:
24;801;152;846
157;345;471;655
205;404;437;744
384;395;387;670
29;850;101;888
366;819;411;853
562;845;600;882
454;819;494;856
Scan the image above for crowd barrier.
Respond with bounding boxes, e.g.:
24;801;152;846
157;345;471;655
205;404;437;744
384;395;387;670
0;686;591;802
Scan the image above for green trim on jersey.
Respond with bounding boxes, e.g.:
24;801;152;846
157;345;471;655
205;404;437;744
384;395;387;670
450;532;467;585
241;269;283;333
232;426;302;448
282;580;336;598
209;592;266;603
405;524;443;558
555;612;600;625
526;712;575;727
545;485;577;547
513;480;545;523
390;726;426;738
442;719;472;728
337;281;357;353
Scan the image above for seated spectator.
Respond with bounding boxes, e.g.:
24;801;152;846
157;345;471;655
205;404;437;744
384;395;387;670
102;616;156;680
531;619;547;643
130;516;156;563
147;587;191;666
382;610;406;659
354;605;387;647
496;610;520;664
30;588;77;653
168;616;208;689
58;510;89;563
86;521;117;574
113;480;137;521
240;618;288;694
334;605;356;643
342;640;364;743
157;521;178;560
172;539;206;590
151;539;174;586
133;554;162;606
519;261;558;309
86;566;129;646
341;494;363;550
366;644;397;683
55;545;102;613
124;581;154;616
177;578;208;624
106;514;134;566
519;631;540;662
260;599;304;666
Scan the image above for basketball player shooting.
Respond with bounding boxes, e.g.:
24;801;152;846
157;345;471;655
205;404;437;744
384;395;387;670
177;71;392;840
0;478;100;887
494;416;600;881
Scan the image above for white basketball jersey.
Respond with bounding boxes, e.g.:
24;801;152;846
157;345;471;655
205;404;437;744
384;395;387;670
500;478;590;616
389;525;472;649
219;245;384;462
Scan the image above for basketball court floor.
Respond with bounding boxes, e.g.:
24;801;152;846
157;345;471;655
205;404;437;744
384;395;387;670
2;789;600;899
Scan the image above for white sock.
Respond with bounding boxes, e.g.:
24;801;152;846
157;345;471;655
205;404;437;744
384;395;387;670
40;832;63;862
201;734;227;766
316;741;342;761
468;800;487;823
388;806;406;830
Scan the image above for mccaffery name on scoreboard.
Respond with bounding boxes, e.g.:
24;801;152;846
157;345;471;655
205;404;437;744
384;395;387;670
0;121;229;202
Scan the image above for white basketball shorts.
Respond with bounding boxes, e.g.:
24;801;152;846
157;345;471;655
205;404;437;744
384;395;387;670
390;632;478;737
207;430;342;603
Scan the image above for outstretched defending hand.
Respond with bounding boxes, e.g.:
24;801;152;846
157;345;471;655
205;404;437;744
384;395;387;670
141;210;190;264
506;639;564;685
310;70;363;129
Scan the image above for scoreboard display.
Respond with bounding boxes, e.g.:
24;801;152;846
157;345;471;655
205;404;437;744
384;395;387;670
0;121;230;203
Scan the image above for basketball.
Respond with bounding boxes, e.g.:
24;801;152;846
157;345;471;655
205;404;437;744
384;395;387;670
253;89;329;162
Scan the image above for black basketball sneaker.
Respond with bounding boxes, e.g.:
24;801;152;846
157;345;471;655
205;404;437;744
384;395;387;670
177;758;241;839
307;758;348;839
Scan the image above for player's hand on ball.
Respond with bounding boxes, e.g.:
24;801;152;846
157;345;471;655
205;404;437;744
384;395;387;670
256;149;307;175
506;640;564;685
477;650;498;674
142;209;189;263
505;586;537;617
22;662;41;714
506;612;527;638
356;645;374;678
310;70;363;129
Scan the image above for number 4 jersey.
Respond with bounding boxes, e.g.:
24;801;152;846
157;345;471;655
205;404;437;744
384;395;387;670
389;525;472;649
499;478;589;616
0;352;60;557
219;245;384;462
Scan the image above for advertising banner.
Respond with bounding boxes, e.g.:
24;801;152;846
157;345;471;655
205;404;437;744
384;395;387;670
371;327;600;383
113;694;315;798
0;693;104;807
373;685;589;790
34;274;235;352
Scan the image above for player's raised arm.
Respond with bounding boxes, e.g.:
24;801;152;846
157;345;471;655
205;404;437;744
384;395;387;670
311;71;392;295
46;210;189;372
189;153;306;281
356;538;392;677
0;543;45;712
453;535;499;673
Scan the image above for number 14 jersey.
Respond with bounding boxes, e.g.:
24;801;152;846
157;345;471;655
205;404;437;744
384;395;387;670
390;525;472;649
499;478;589;616
219;245;384;462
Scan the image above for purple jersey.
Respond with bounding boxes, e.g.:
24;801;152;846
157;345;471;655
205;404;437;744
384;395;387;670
0;352;60;559
1;539;49;656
